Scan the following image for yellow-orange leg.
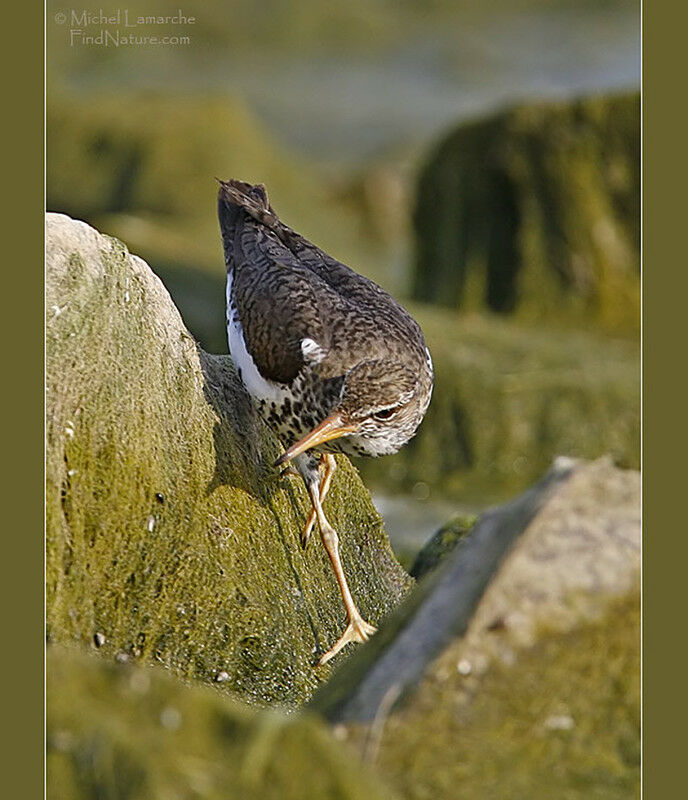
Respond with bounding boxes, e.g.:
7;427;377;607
301;453;337;548
306;459;377;665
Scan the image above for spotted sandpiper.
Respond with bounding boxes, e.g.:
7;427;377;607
218;179;433;664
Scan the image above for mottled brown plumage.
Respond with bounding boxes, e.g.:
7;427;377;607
218;178;433;663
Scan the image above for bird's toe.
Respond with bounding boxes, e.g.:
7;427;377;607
317;615;377;666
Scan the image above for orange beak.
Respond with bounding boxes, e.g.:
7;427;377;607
274;412;359;467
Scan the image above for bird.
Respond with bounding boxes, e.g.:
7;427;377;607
217;178;433;665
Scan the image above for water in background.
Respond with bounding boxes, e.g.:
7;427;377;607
52;2;639;164
215;6;640;163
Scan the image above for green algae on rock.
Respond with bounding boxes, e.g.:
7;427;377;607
312;458;639;799
46;213;411;706
47;645;398;800
412;92;640;334
409;513;477;580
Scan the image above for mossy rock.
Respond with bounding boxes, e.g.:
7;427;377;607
47;91;302;222
46;92;305;278
409;513;477;579
312;458;640;799
47;645;397;800
46;213;411;706
349;595;639;800
412;92;640;334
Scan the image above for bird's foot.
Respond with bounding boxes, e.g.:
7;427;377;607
317;616;377;666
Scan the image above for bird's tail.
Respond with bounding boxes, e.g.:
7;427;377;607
217;178;280;229
217;178;283;271
217;178;312;275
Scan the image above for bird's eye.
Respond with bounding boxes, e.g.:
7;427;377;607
373;407;396;420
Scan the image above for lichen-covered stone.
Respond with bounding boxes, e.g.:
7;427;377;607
47;645;398;800
312;458;639;799
412;92;640;334
356;596;639;800
46;213;411;706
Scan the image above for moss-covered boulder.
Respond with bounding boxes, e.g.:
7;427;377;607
313;458;640;799
46;92;310;289
412;92;640;334
46;213;411;706
47;645;397;800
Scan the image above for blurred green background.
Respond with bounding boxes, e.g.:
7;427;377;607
47;0;640;556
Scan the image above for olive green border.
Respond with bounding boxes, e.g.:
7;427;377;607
642;1;680;795
4;1;45;796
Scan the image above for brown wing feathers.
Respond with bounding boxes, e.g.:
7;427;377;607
220;180;329;385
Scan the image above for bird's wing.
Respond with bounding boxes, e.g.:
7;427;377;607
280;229;383;304
218;178;416;383
230;223;333;385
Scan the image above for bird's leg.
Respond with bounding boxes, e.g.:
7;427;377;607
306;459;377;666
293;452;323;547
301;453;336;548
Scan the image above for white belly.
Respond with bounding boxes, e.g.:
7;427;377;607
226;271;292;406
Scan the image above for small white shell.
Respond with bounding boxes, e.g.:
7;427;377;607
457;659;472;676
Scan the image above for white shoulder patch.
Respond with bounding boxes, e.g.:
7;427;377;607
301;337;327;364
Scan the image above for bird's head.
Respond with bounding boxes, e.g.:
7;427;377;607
274;356;433;466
